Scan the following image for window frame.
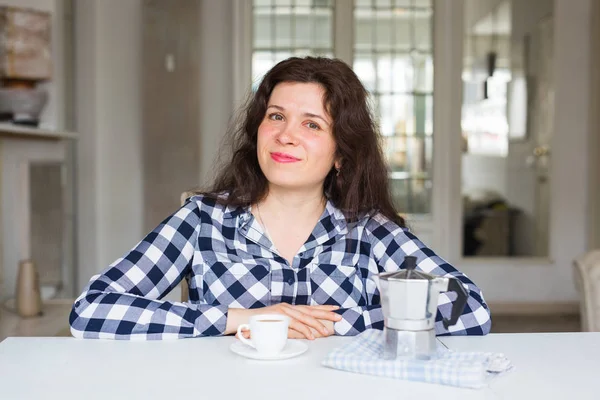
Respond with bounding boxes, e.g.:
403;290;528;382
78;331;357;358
232;0;464;255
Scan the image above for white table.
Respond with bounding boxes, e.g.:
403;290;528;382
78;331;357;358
0;333;598;400
441;332;600;399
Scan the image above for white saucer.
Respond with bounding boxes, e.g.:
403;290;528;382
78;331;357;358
230;340;309;361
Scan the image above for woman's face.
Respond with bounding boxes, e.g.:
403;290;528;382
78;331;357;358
257;82;339;193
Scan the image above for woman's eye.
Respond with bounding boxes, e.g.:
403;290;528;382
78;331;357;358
307;122;320;130
269;113;284;121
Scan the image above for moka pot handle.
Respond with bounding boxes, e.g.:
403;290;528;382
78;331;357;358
442;277;469;329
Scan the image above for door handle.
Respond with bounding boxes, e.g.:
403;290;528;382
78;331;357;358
526;145;551;167
533;145;550;157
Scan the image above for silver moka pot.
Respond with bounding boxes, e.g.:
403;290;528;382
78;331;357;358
377;256;468;360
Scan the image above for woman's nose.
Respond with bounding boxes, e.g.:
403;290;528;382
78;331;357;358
276;124;299;145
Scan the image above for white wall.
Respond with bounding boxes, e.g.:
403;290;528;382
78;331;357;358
198;0;235;186
73;0;237;292
464;0;505;33
74;0;143;290
511;0;553;40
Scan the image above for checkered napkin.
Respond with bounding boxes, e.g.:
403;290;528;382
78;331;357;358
322;329;512;389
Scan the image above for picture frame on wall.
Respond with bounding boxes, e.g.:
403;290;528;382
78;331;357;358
0;6;52;81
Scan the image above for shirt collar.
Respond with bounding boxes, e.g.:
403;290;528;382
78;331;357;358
231;199;349;253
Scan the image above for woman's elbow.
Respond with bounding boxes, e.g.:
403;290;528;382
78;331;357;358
68;294;97;338
439;300;492;336
479;305;492;335
69;306;86;338
465;304;492;335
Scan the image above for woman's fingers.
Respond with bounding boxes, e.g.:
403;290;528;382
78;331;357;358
301;304;340;311
293;305;343;322
235;328;251;340
252;303;341;339
302;309;343;322
288;318;315;340
287;328;307;339
280;306;329;336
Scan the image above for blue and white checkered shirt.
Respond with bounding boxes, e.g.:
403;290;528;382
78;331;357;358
70;195;491;340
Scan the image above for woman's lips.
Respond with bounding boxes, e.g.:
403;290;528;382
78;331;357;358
270;152;301;163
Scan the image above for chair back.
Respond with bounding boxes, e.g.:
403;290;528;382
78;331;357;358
179;191;196;302
573;250;600;331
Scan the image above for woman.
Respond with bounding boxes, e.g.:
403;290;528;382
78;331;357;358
70;57;491;340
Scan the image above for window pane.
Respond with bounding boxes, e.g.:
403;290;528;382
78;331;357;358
378;94;396;136
355;0;372;8
375;0;392;8
253;11;273;48
413;53;433;92
389;178;408;211
424;135;433;173
414;10;432;52
376;55;393;93
252;52;276;85
392;56;414;93
274;8;293;49
252;0;334;85
353;54;376;92
314;13;333;48
375;16;393;50
293;10;312;47
353;0;434;215
392;14;411;52
395;0;432;8
354;10;374;51
410;178;432;214
315;0;333;7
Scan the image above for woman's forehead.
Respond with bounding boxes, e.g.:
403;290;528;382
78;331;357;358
268;82;331;118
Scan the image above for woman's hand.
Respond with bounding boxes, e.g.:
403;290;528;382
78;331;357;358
288;318;335;339
226;303;342;339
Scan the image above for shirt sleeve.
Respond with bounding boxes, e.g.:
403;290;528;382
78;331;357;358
69;199;229;340
333;213;492;336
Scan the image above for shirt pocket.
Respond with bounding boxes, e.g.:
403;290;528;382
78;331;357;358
202;261;271;307
309;263;366;308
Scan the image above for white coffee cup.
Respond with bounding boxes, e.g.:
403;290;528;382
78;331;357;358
236;314;290;356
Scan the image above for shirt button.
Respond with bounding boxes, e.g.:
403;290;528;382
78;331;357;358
287;278;294;285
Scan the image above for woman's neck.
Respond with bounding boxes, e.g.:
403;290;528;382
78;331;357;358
254;186;327;263
258;186;326;223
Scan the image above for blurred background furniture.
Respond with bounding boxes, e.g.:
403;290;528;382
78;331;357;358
463;192;520;256
573;250;600;331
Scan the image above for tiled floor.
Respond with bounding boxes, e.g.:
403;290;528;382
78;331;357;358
0;300;583;342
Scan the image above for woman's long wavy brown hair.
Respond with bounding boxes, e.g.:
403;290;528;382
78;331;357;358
200;56;405;227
